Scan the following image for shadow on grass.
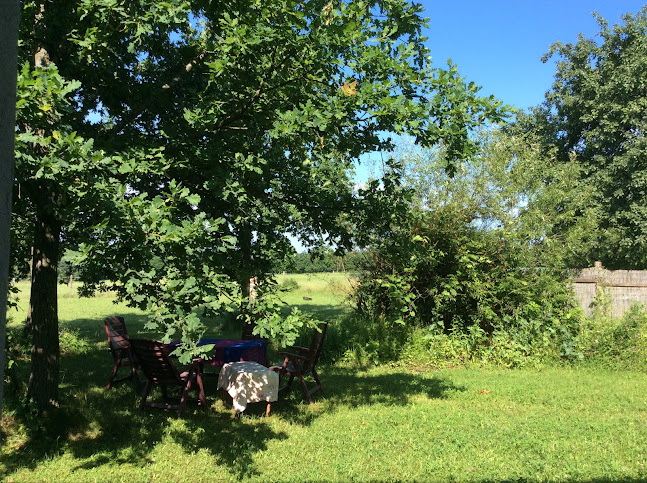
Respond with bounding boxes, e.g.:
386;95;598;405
2;345;287;480
268;365;465;426
62;389;287;480
2;313;460;479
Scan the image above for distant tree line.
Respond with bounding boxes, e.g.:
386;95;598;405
274;248;368;274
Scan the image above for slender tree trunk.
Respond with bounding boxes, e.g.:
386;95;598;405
238;223;254;300
26;203;61;410
0;0;21;423
237;224;259;336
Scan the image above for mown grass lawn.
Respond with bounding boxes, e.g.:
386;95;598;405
3;274;647;482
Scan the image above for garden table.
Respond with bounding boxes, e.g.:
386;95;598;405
166;338;269;367
217;361;279;417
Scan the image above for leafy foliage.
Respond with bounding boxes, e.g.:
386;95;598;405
234;279;321;349
13;0;197;408
520;7;647;268
575;303;647;371
62;2;506;356
13;0;508;396
352;131;587;362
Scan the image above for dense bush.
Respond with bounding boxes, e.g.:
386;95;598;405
574;303;647;371
352;205;580;356
396;303;647;370
343;129;594;366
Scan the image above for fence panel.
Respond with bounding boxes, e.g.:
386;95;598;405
574;264;647;317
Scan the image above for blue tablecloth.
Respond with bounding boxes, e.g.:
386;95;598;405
167;338;268;367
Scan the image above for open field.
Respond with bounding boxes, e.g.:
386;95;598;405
3;274;647;482
7;272;356;334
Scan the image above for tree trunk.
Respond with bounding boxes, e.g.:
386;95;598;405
0;0;21;422
237;223;254;301
237;224;259;336
26;205;61;410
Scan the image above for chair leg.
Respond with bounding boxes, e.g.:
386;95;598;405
273;366;294;393
129;356;140;384
106;347;139;390
195;371;206;408
105;355;123;390
295;370;313;404
178;373;194;417
139;380;152;412
285;373;295;390
312;368;323;393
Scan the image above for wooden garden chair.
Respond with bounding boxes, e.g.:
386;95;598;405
104;316;139;389
270;322;327;404
130;339;206;417
241;321;258;340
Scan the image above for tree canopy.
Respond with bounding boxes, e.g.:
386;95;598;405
14;0;507;409
520;7;647;269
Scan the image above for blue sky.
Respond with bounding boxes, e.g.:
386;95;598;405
352;1;647;183
420;0;647;110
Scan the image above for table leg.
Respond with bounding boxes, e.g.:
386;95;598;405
196;372;206;407
221;389;231;406
192;360;207;408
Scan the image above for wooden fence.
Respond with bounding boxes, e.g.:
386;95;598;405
574;262;647;317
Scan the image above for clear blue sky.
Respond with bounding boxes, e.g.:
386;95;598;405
306;2;647;251
352;1;647;183
420;0;647;110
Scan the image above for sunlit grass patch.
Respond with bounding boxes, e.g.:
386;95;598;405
3;277;647;482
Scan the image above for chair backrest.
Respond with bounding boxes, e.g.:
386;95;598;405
241;321;257;340
130;339;183;386
104;316;130;357
304;322;327;371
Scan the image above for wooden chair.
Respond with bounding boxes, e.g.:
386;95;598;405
104;316;139;389
270;322;327;404
241;321;258;340
130;339;206;417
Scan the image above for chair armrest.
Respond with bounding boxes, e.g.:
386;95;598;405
286;345;309;354
277;351;308;361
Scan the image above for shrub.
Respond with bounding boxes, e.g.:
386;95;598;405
278;278;299;292
574;304;647;370
353;205;580;353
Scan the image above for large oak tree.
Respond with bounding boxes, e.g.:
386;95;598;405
15;0;197;409
14;0;507;410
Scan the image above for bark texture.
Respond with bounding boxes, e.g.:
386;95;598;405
26;202;61;409
0;0;21;420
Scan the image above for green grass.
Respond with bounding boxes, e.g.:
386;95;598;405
3;275;647;482
278;272;355;321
